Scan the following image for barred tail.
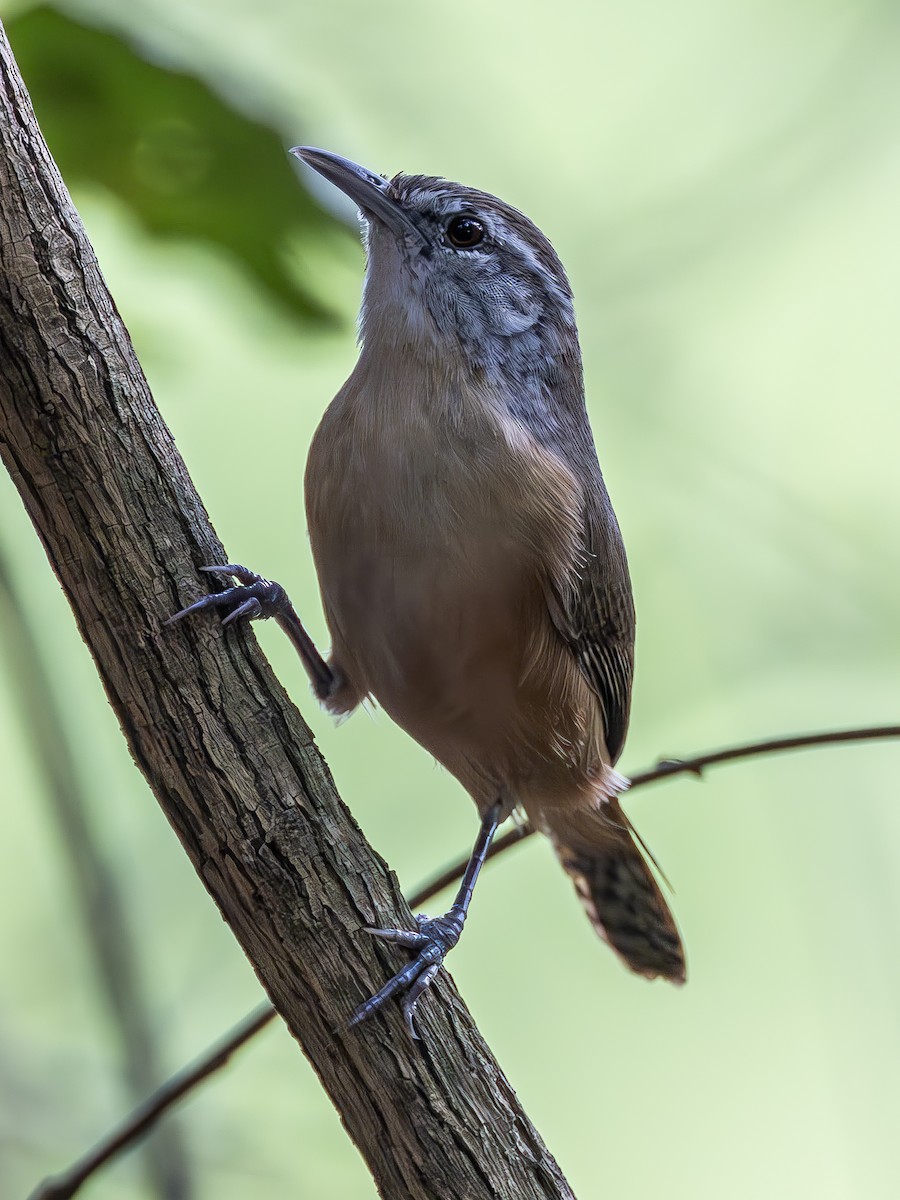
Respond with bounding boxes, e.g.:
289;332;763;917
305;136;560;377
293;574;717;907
547;800;686;983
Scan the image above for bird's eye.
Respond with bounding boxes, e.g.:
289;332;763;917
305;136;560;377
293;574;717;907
446;215;485;249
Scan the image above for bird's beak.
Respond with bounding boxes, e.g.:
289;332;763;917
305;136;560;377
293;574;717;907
291;146;425;244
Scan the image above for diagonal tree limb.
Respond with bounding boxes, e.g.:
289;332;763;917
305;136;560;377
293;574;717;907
0;21;574;1200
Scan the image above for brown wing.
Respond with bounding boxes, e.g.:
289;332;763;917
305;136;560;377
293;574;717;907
552;488;635;766
508;352;636;766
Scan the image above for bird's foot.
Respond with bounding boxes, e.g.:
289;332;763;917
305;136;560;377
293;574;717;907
167;564;337;702
349;909;465;1039
166;564;288;628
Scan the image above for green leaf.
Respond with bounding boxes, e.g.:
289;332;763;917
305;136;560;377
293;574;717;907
8;6;348;324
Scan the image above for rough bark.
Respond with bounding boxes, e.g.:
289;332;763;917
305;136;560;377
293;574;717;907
0;22;574;1200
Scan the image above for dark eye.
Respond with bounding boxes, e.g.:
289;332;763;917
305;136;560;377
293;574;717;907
446;215;485;249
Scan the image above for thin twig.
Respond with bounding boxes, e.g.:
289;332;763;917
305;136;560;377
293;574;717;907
35;720;898;1195
627;724;900;786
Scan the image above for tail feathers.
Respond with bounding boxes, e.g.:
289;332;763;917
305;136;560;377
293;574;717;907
548;802;686;984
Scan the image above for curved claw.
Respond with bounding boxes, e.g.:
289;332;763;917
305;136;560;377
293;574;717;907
165;592;234;625
402;963;441;1039
220;597;263;626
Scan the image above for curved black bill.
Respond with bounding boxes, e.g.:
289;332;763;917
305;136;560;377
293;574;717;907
291;146;424;243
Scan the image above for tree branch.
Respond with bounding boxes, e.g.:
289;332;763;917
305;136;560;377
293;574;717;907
0;21;573;1200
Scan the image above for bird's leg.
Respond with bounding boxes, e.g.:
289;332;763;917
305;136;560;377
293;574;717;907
166;564;336;701
350;801;503;1039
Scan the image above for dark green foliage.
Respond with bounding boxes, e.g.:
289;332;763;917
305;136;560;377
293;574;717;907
8;6;347;323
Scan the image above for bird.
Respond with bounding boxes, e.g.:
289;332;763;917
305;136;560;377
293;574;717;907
169;147;685;1037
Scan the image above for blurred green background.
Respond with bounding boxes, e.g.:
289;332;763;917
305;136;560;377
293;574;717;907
1;0;898;1197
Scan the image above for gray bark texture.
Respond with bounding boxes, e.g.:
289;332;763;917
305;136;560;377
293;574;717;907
0;22;575;1200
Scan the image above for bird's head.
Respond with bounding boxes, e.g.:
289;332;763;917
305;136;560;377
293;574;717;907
293;147;579;386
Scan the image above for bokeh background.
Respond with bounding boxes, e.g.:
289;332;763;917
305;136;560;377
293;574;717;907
1;1;898;1197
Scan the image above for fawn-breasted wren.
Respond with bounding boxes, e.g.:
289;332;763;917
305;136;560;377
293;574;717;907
171;147;685;1036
